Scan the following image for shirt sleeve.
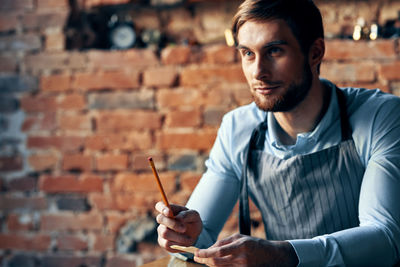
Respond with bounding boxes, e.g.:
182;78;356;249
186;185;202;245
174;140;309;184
290;96;400;266
186;114;241;248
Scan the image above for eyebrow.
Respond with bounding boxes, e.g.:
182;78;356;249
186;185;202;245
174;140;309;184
236;40;288;50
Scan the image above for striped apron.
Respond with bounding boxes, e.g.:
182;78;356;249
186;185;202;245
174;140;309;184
239;88;365;240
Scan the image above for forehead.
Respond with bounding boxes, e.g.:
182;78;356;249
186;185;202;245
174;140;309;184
237;19;298;48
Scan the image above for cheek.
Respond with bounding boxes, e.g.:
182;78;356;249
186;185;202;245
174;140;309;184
241;61;254;84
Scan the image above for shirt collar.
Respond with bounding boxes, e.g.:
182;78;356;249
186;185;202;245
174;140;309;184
267;79;339;151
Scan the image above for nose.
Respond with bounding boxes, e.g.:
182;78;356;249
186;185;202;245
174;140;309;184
252;57;271;81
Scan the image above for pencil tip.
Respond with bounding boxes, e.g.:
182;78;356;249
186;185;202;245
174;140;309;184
148;157;153;161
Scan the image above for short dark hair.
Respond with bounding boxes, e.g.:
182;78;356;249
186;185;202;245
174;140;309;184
232;0;324;55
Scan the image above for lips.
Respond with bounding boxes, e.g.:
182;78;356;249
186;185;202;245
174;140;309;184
254;85;281;95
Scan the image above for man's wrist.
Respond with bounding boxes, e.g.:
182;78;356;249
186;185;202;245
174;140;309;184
274;240;299;267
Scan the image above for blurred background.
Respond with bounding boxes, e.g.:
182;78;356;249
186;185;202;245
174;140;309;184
0;0;399;266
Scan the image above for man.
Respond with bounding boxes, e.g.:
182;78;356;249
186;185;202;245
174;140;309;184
155;0;400;266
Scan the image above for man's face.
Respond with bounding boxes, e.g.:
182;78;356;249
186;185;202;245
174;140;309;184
237;19;313;112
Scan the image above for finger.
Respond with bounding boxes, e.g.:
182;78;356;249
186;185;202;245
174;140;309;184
156;213;186;233
197;241;239;258
155;201;173;217
210;235;237;248
155;202;188;217
175;209;201;225
157;224;193;246
194;254;234;266
158;235;192;253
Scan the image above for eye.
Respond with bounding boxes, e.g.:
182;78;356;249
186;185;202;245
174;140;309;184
268;46;283;56
240;49;255;60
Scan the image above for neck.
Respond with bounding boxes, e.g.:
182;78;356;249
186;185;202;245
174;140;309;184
273;77;329;145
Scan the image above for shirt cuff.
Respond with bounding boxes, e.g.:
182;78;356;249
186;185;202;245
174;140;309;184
288;239;324;267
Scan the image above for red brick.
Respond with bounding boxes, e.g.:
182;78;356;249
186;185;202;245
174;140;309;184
7;213;35;231
68;52;87;69
37;0;69;12
56;234;88;251
22;12;68;30
27;136;83;151
324;40;396;60
88;49;158;69
92;234;114;251
59;113;91;131
41;212;103;231
157;88;203;108
0;13;19;32
157;130;217;150
112;172;176;194
0;34;41;51
143;67;178;87
106;212;130;233
85;132;152;151
132;153;165;171
161;45;191;65
39;175;103;193
57;93;86;110
0;54;17;72
86;0;130;7
36;0;68;10
95;111;162;133
165;109;201;128
62;154;93;171
180;64;246;86
25;52;71;74
40;73;71;92
203;44;237;64
321;62;376;83
45;29;65;51
6;176;36;191
0;196;47;211
89;193;116;211
28;152;58;171
180;172;202;192
0;0;34;10
114;193;158;212
231;84;253;106
0;156;23;171
378;61;400;80
95;154;128;171
109;132;152;150
85;135;107;151
22;112;57;132
72;71;140;90
20;95;57;112
0;233;50;251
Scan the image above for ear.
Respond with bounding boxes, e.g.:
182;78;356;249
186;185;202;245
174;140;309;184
308;38;325;72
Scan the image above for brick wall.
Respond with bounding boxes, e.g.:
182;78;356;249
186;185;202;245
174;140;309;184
1;0;400;266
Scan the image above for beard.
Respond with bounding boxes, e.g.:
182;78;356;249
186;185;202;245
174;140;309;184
253;61;313;112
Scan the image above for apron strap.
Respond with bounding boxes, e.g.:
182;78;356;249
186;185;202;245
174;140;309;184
239;119;268;235
336;87;352;141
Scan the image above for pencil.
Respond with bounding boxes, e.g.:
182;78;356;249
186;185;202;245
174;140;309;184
148;157;170;208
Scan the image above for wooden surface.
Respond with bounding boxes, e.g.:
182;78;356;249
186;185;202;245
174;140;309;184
141;256;206;267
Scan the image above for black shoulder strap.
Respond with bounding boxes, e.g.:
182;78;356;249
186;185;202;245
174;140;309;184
239;118;268;236
336;88;352;141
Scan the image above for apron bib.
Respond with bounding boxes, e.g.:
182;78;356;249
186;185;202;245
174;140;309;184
239;88;365;240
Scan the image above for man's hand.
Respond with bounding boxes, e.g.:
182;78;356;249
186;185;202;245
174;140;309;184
155;201;203;253
193;234;299;267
